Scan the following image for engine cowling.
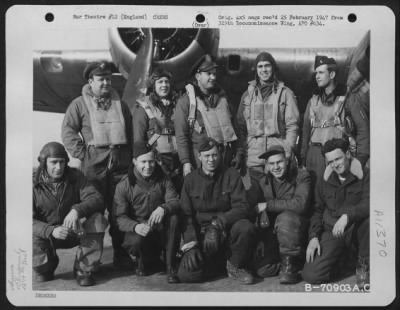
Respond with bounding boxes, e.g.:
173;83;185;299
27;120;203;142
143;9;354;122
109;28;220;88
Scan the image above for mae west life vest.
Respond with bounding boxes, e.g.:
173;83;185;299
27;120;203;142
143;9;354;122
138;97;177;154
242;82;293;166
185;84;237;144
309;93;356;153
82;86;127;147
243;83;284;139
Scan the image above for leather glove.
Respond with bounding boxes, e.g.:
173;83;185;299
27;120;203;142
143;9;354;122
203;217;226;257
181;247;204;271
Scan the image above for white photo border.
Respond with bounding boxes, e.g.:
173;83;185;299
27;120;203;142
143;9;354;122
5;4;396;307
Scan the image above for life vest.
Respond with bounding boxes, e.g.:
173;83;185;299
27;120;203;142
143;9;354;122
137;96;177;154
309;94;347;144
185;84;237;144
82;85;127;147
243;82;284;138
242;82;291;167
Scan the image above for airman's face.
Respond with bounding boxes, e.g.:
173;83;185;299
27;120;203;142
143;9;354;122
324;148;351;177
196;69;217;92
266;153;287;180
315;64;335;88
89;74;112;97
133;151;156;178
46;157;66;179
257;61;273;83
154;77;171;98
198;146;220;174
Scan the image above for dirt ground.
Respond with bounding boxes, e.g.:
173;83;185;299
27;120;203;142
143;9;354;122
33;230;358;293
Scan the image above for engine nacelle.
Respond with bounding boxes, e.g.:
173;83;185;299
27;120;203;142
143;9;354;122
109;28;220;89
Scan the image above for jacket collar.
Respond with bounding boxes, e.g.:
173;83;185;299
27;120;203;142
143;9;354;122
313;83;347;96
147;89;178;104
82;84;119;101
248;79;284;89
323;157;364;182
191;82;225;99
33;166;73;187
197;165;223;180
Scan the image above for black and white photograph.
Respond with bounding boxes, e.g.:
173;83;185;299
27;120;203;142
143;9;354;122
5;5;396;307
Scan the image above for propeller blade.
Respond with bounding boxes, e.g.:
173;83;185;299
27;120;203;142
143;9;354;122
122;28;153;112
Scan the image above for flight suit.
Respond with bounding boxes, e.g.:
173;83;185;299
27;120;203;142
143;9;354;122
174;84;237;169
62;84;132;264
33;168;107;277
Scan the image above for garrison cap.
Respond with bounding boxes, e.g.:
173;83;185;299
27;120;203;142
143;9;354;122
198;137;220;153
133;141;153;159
258;144;286;160
191;54;218;75
83;61;113;80
314;55;337;70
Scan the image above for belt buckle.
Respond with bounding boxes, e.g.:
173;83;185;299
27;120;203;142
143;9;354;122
109;145;121;149
163;128;174;135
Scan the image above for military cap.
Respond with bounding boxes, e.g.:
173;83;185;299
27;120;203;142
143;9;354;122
314;55;337;70
198;137;220;153
258;144;285;160
191;54;218;75
83;61;113;80
133;141;153;159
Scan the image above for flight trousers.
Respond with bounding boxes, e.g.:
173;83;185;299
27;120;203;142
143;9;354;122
302;217;369;284
33;213;108;276
177;219;256;283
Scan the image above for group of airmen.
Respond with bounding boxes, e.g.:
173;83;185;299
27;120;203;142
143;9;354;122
33;51;370;289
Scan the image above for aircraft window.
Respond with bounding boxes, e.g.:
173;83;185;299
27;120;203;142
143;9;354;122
40;54;63;73
227;55;241;71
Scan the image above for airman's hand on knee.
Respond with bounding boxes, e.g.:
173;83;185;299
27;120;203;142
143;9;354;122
332;214;348;238
148;206;165;227
52;226;70;240
63;209;79;232
306;237;321;263
135;223;151;237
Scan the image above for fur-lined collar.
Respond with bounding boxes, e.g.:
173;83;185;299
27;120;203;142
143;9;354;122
323;157;363;182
